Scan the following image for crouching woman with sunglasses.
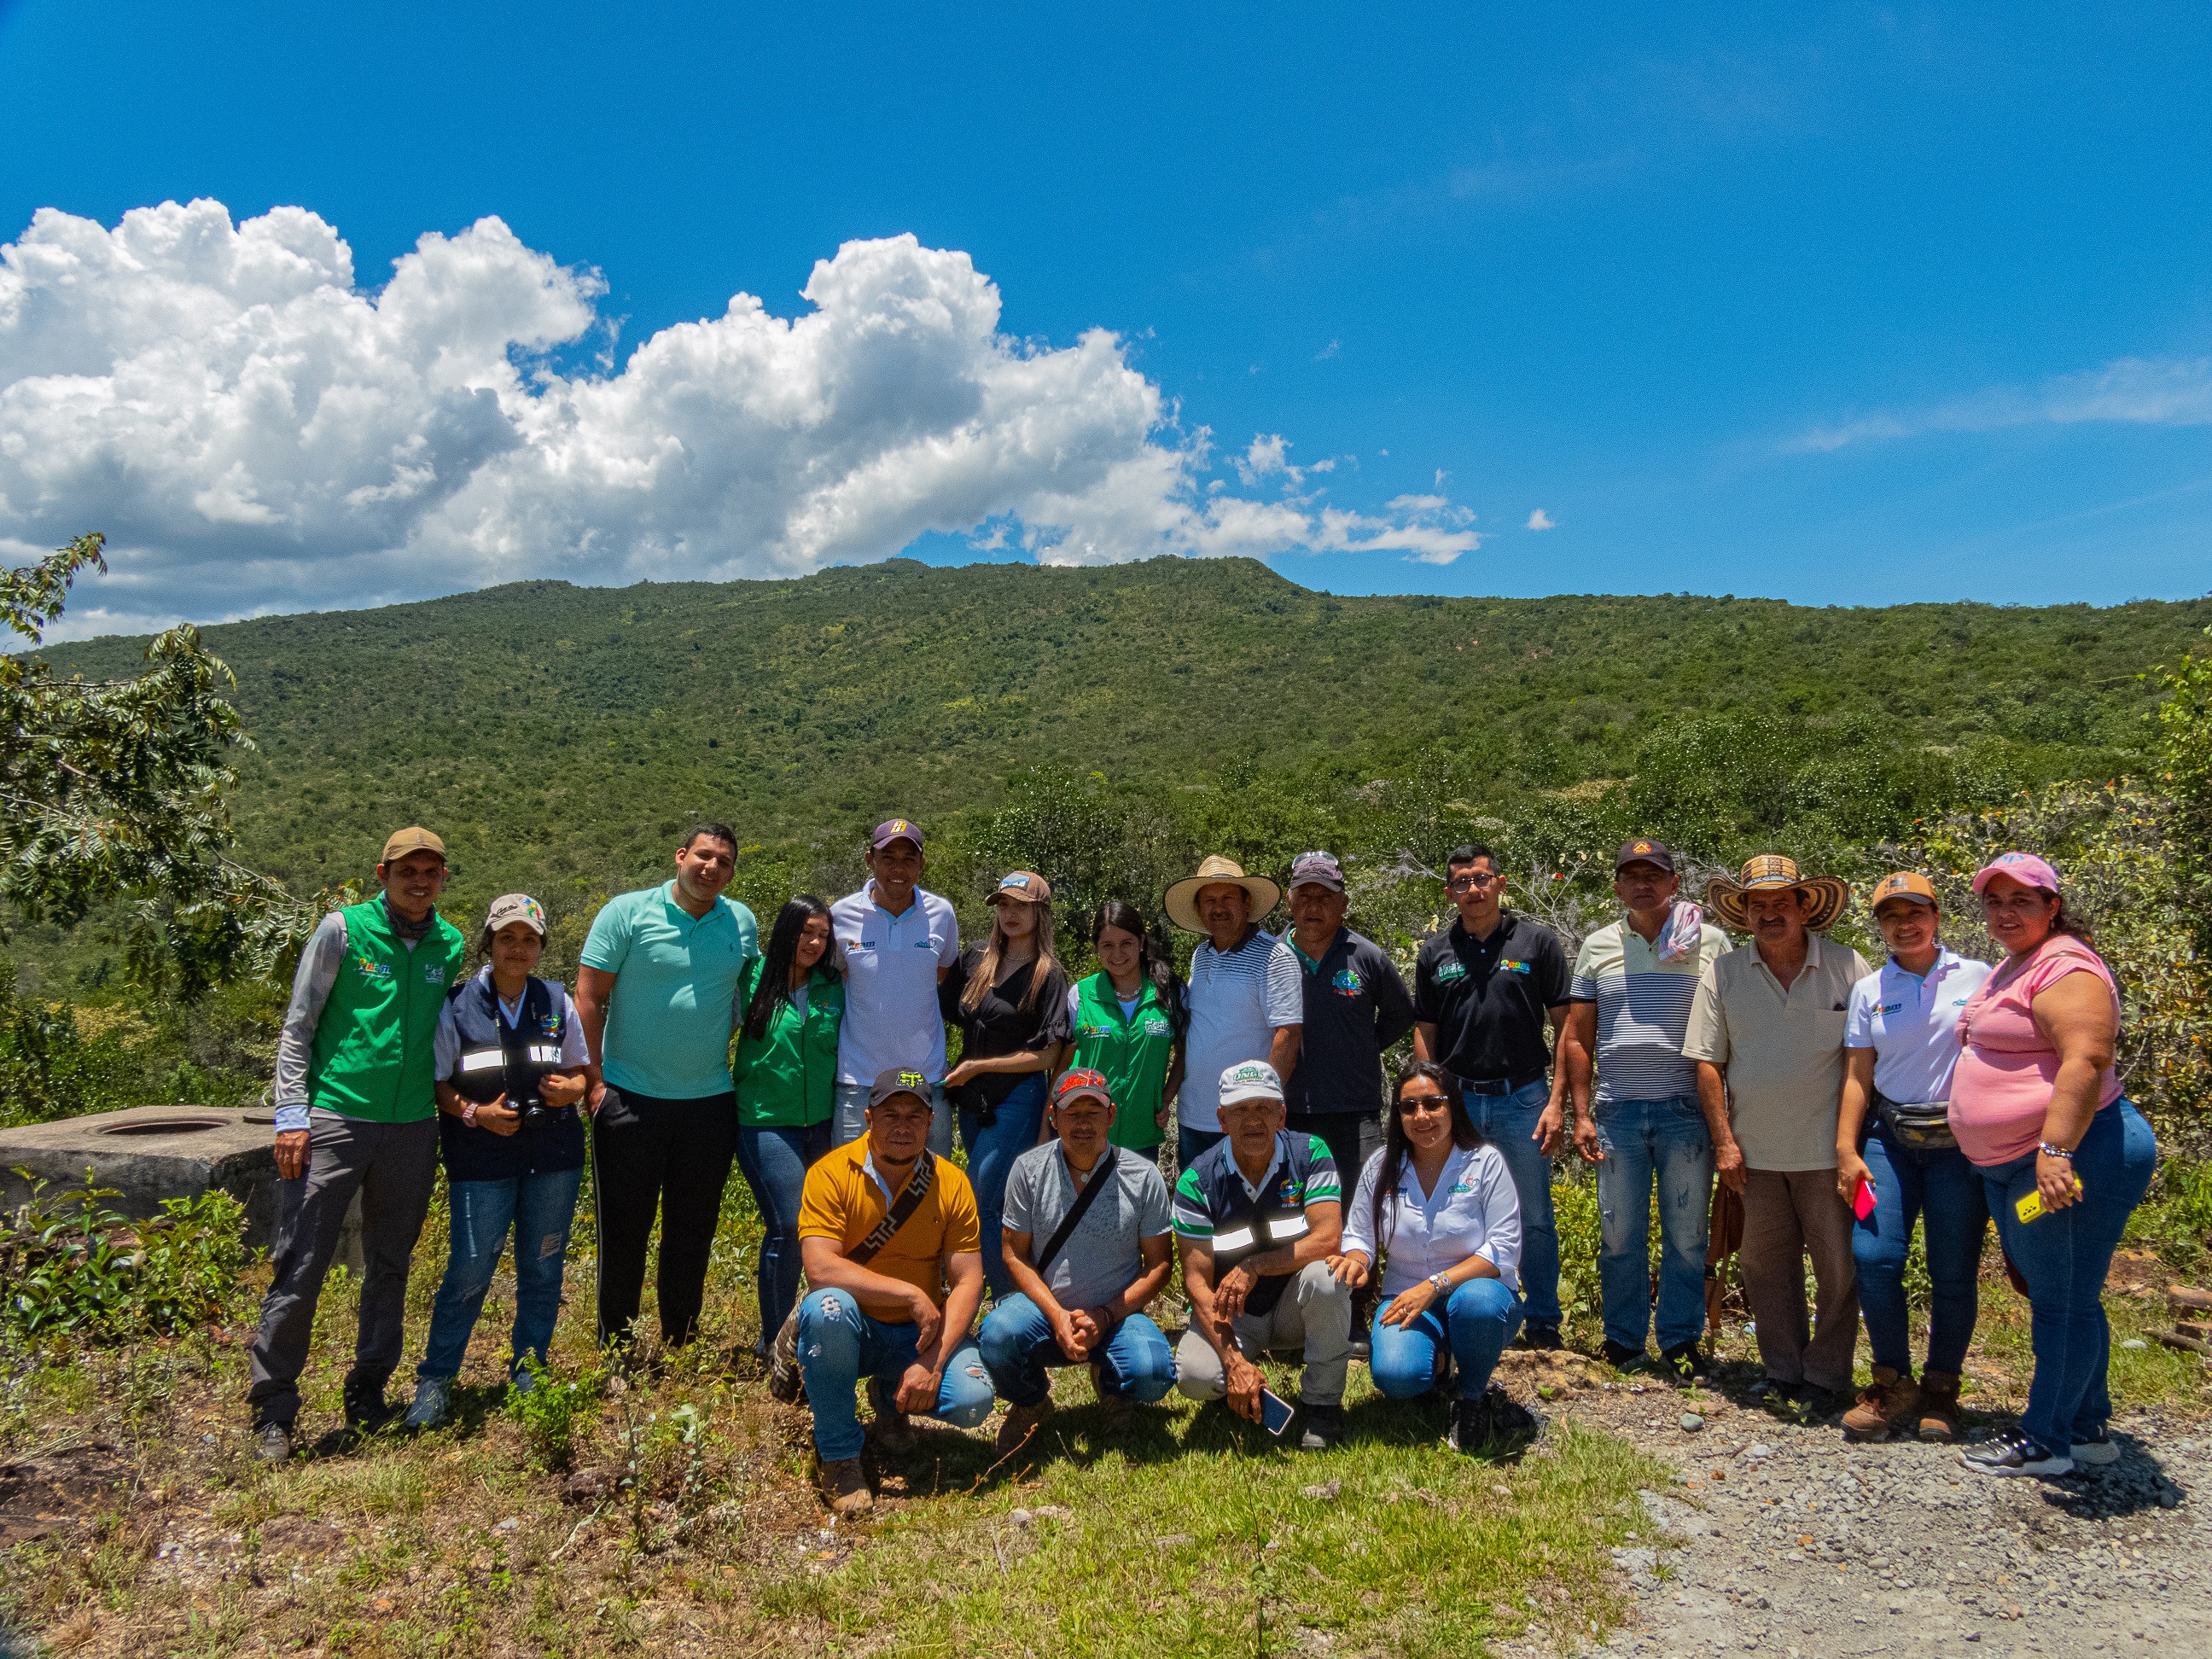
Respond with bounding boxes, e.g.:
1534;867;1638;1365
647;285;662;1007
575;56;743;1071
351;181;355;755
1330;1061;1535;1452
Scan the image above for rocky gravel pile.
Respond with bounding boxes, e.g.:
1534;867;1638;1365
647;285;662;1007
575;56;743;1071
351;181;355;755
1487;1353;2209;1659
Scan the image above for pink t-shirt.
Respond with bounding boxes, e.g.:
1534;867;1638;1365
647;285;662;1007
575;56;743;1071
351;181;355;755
1948;935;2122;1167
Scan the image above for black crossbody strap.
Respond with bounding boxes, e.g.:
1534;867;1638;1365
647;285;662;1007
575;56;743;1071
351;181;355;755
850;1153;937;1266
1034;1150;1117;1276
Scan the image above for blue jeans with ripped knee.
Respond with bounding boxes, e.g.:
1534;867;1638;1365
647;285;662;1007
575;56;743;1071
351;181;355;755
416;1166;584;1382
794;1287;993;1460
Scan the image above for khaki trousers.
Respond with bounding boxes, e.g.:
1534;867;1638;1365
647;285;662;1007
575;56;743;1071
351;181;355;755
1738;1167;1860;1394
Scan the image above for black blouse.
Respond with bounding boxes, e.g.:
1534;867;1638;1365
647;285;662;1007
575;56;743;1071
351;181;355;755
939;948;1072;1109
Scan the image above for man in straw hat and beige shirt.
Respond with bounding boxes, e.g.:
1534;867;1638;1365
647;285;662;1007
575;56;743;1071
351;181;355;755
1164;855;1303;1173
1682;854;1871;1414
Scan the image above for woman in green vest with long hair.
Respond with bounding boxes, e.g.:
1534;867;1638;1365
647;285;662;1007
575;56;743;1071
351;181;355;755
1062;900;1187;1155
731;894;844;1354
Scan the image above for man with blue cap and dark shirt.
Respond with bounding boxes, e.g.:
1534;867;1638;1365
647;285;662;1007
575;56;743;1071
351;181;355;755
1412;842;1574;1350
1281;851;1416;1186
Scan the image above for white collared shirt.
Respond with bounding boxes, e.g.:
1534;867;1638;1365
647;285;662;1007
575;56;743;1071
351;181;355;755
830;882;961;1083
1845;947;1993;1104
1339;1142;1522;1298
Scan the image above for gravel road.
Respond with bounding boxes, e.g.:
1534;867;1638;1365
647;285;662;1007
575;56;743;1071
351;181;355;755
1487;1353;2210;1659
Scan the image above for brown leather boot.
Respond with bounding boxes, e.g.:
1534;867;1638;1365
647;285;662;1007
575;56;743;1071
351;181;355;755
1916;1370;1964;1441
1839;1366;1921;1441
816;1456;875;1515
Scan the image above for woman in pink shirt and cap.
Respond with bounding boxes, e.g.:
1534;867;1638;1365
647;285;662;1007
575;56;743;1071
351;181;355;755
1950;852;2157;1481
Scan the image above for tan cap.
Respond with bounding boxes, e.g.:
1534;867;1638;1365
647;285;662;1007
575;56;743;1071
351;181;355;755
379;826;446;865
990;870;1052;905
484;894;547;935
1870;871;1940;911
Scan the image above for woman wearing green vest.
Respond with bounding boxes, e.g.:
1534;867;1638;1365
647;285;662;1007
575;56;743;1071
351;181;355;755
731;895;845;1353
1062;901;1187;1155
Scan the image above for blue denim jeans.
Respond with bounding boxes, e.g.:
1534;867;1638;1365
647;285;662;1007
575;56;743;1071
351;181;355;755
417;1165;584;1382
1177;1124;1226;1176
1594;1096;1714;1353
976;1292;1178;1408
1854;1128;1988;1376
959;1074;1049;1300
735;1121;832;1353
794;1287;994;1460
1982;1100;2157;1456
1465;1080;1560;1326
1368;1277;1524;1400
832;1080;953;1158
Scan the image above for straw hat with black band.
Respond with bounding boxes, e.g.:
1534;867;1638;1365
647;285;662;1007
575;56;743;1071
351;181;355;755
1704;854;1851;933
1163;855;1282;934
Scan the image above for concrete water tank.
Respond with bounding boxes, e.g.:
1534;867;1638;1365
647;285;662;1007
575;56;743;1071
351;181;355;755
0;1105;362;1271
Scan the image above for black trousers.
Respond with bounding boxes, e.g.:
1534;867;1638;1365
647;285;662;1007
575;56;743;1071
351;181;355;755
591;1087;737;1349
1286;1109;1381;1190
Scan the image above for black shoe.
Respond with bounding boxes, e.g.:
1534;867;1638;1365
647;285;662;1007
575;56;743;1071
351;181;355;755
343;1377;398;1433
253;1421;294;1463
1520;1322;1564;1352
1451;1385;1536;1452
1658;1342;1710;1382
1785;1382;1837;1419
1601;1339;1646;1369
1296;1402;1345;1451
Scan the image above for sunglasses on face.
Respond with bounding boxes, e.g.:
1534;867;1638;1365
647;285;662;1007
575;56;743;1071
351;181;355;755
1446;871;1501;894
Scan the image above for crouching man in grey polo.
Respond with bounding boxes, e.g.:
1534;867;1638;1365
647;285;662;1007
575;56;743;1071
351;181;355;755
1173;1061;1351;1451
247;828;467;1460
979;1068;1179;1459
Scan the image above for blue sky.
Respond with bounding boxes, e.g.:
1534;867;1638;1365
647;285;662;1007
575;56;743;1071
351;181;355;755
3;1;2209;626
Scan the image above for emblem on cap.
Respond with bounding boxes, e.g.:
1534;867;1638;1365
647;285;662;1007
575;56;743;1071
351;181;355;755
1633;841;1652;853
898;1070;927;1090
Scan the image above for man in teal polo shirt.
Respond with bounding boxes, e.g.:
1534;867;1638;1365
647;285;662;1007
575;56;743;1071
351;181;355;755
578;824;760;1352
247;827;468;1461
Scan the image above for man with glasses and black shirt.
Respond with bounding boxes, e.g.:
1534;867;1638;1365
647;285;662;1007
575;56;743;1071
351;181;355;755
1412;843;1573;1349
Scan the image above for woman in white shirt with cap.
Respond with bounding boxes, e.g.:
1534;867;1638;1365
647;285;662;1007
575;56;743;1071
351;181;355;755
1330;1061;1535;1452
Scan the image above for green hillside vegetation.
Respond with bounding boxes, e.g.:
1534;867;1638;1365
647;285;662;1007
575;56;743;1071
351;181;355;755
29;556;2207;910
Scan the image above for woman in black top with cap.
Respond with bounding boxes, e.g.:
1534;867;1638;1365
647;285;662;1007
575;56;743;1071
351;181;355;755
940;871;1070;1298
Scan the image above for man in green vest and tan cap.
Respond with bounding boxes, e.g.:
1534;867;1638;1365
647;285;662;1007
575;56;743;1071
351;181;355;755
247;828;468;1461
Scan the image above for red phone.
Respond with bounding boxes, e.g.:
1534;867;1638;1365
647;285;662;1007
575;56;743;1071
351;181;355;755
1852;1178;1878;1221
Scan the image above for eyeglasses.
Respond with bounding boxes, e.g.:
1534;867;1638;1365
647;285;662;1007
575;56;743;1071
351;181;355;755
1446;871;1501;894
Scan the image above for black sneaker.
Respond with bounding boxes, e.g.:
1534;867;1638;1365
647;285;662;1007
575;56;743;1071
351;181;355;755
1296;1402;1345;1451
253;1421;294;1463
1786;1382;1837;1420
1960;1433;2075;1480
1659;1342;1710;1382
343;1377;397;1433
1451;1386;1536;1453
1601;1339;1645;1368
1449;1393;1493;1453
1520;1322;1564;1353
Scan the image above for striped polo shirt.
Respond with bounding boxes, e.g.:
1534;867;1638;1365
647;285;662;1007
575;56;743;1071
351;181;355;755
1568;917;1731;1104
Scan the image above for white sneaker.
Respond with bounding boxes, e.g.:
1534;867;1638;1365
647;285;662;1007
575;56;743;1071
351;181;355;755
404;1377;451;1431
1959;1433;2074;1479
2070;1435;2121;1466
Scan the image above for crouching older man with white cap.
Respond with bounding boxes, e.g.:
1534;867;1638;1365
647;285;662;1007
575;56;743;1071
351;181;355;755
1171;1060;1353;1450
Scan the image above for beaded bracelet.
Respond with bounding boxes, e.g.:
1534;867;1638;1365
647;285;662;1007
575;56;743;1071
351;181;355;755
2037;1141;2075;1160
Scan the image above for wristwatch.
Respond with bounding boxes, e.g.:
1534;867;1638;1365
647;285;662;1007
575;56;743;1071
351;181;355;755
1428;1271;1452;1296
462;1102;479;1128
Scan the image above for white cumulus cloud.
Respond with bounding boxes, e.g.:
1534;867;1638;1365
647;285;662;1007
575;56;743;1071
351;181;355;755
1526;508;1555;530
0;200;1481;636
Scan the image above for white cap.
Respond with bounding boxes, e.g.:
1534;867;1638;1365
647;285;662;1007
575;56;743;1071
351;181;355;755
1218;1059;1284;1107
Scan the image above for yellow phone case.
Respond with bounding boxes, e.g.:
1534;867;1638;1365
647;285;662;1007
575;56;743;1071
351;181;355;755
2015;1178;2084;1223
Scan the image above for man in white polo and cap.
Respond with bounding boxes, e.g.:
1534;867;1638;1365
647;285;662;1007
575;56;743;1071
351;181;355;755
1171;1059;1351;1450
1163;855;1302;1173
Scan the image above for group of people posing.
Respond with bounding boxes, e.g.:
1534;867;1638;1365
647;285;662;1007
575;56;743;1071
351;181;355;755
242;818;2157;1516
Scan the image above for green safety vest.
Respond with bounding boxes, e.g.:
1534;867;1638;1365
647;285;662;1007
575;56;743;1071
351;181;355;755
731;958;844;1128
1069;970;1178;1150
307;898;467;1123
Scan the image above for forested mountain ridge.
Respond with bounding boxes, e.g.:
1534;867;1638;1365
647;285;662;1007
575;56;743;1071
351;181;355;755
31;556;2210;914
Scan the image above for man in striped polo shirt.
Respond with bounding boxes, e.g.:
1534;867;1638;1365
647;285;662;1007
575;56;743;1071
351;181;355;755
1558;839;1730;1379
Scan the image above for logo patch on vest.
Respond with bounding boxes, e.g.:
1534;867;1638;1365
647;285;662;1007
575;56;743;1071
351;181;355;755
1499;958;1530;975
352;954;394;982
1142;1013;1171;1035
1330;968;1363;997
1434;960;1468;984
425;965;445;985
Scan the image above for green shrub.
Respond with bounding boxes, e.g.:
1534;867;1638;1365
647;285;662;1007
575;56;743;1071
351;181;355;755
0;1176;246;1341
2126;1156;2212;1276
507;1355;605;1470
1552;1168;1600;1327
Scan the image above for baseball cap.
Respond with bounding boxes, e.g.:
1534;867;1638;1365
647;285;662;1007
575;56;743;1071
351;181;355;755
380;826;446;865
991;870;1052;905
1869;871;1940;912
870;817;923;853
1052;1068;1113;1109
1218;1059;1285;1107
869;1067;935;1110
1971;851;2060;896
484;894;547;935
1288;850;1346;893
1615;838;1675;875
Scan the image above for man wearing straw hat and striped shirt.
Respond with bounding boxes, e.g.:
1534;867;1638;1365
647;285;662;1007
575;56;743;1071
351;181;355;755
1683;854;1871;1416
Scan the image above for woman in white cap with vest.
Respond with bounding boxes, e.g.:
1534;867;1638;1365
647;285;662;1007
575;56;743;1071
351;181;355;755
405;894;593;1430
